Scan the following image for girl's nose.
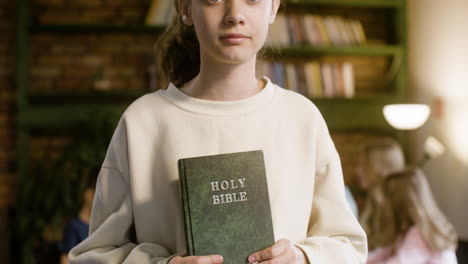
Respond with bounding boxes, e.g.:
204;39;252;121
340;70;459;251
224;0;246;25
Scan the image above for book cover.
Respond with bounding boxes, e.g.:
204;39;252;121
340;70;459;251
342;62;355;98
178;150;274;264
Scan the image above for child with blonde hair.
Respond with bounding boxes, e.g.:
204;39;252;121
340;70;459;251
355;138;405;191
69;0;367;263
362;168;458;264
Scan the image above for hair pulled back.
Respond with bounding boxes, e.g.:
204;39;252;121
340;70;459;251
154;0;200;90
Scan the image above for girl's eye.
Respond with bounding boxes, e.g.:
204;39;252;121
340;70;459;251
209;0;223;3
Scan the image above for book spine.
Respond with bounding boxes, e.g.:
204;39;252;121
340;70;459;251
178;160;195;256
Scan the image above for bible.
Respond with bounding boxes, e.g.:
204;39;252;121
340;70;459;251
178;150;274;264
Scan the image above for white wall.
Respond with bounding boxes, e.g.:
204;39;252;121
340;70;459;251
408;0;468;239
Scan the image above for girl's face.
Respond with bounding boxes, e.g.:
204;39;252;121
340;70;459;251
185;0;279;65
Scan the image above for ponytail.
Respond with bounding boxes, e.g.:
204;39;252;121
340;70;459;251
154;2;200;90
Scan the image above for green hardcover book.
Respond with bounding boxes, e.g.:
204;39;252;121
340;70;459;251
178;150;274;264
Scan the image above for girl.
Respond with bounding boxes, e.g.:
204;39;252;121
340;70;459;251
69;0;367;263
362;168;458;264
355;138;405;220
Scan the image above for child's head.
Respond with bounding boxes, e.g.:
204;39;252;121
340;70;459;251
362;167;457;251
355;138;405;190
154;0;281;89
80;167;99;210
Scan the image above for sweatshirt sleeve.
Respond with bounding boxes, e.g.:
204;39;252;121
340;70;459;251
69;118;175;264
295;114;368;263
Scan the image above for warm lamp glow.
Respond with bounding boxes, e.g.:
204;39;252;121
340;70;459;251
383;104;431;130
424;136;445;159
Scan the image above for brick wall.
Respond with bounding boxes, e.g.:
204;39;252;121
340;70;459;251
31;33;156;94
33;0;150;25
0;0;16;262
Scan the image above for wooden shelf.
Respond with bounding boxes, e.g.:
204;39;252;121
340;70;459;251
18;96;396;131
30;24;166;33
313;99;394;131
28;90;148;102
18;105;127;129
286;0;403;8
264;45;402;57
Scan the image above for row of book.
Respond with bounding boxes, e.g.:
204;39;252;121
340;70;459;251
257;60;355;98
145;0;175;25
266;14;367;46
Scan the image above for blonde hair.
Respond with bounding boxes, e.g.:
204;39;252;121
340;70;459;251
358;138;405;189
361;167;458;251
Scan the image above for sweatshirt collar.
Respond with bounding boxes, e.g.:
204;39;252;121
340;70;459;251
159;76;276;116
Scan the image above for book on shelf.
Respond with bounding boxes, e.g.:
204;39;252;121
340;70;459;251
178;150;274;264
257;60;355;98
266;13;366;47
342;62;355;98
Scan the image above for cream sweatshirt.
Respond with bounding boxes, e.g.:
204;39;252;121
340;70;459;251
69;77;367;264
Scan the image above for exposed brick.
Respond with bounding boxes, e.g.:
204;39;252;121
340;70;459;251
103;66;136;77
125;43;154;53
81;9;117;22
112;56;142;65
0;43;12;53
90;43;123;55
70;0;103;8
107;79;128;90
101;34;135;43
80;55;112;66
0;173;15;186
61;67;94;79
39;10;85;24
31;67;61;78
118;9;143;23
129;79;147;90
34;0;65;6
30;79;55;92
51;43;88;55
55;79;93;91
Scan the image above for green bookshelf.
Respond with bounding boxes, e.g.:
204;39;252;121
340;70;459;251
288;0;403;8
265;45;402;56
30;24;166;33
28;90;147;102
18;105;126;129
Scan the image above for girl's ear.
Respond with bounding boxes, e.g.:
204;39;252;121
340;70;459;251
178;0;194;26
269;0;281;24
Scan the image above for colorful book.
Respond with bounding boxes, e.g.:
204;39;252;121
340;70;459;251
178;150;274;264
342;62;355;98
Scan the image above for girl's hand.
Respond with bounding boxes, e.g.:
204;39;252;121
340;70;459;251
169;255;224;264
248;239;309;264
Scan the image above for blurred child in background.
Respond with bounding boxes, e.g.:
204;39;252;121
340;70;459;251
355;138;405;191
361;167;458;263
58;173;97;264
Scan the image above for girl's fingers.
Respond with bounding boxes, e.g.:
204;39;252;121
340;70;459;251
254;254;289;264
248;239;289;263
171;255;224;264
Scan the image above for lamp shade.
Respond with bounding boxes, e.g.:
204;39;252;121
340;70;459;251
424;136;445;159
383;104;431;130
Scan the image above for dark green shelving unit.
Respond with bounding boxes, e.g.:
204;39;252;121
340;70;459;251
15;0;407;263
266;45;402;56
291;0;403;8
30;24;166;33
